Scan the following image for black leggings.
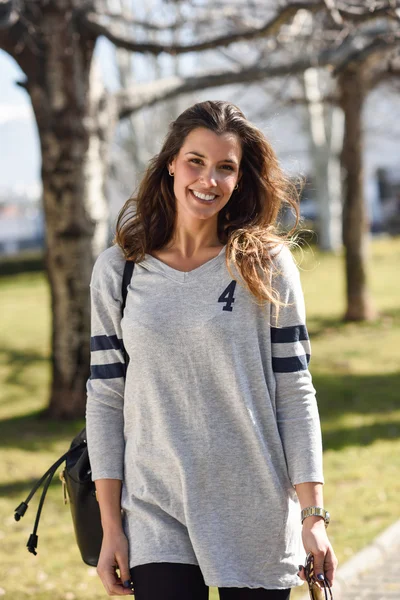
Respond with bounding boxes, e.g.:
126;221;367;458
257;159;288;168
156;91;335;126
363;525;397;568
129;563;291;600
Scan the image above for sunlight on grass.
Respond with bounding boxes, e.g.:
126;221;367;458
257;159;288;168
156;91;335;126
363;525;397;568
0;237;399;599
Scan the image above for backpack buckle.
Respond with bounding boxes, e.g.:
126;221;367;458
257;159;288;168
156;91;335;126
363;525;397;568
59;469;69;505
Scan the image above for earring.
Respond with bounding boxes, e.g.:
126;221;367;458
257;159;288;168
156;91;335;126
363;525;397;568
234;184;239;190
169;171;174;177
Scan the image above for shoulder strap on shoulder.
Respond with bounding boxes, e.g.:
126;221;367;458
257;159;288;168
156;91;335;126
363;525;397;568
121;260;134;372
121;260;135;314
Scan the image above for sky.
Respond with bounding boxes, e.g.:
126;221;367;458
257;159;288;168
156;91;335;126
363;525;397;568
0;51;40;193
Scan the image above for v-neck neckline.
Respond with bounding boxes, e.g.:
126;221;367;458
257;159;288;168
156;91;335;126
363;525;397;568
142;245;227;283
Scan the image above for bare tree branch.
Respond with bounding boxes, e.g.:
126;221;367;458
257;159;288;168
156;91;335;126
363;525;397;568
0;0;19;50
80;2;325;56
333;34;400;74
115;34;400;118
79;1;400;56
115;61;330;120
0;0;17;29
284;92;339;104
0;18;26;56
323;0;344;25
93;11;194;31
95;7;254;31
337;1;400;22
369;65;400;88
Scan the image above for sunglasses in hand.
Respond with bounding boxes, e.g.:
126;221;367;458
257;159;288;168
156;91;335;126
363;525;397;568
304;552;333;600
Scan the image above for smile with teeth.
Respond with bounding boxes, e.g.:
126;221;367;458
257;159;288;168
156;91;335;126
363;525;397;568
190;190;218;202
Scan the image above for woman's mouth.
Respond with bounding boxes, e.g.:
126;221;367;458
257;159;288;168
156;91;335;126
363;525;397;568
189;189;219;204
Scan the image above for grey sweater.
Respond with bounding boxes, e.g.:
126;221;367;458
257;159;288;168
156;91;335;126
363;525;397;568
85;243;324;590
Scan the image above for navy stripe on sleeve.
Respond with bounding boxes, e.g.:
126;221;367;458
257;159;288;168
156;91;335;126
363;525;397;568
91;335;123;351
90;363;125;380
271;325;309;344
272;354;310;373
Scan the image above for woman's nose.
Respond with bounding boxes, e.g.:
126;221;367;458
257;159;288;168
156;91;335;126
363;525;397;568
199;170;218;187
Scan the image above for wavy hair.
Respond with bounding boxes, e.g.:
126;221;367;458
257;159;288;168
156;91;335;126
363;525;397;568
114;100;300;308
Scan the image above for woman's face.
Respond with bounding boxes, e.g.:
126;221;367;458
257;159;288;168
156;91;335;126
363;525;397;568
168;127;242;227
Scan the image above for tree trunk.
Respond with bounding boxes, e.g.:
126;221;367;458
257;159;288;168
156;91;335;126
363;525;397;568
338;65;376;321
26;6;110;418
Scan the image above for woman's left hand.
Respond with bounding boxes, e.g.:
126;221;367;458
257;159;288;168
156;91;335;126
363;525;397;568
298;516;338;588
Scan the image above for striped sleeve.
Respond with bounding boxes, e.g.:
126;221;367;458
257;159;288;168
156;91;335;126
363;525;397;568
270;246;324;486
85;247;126;481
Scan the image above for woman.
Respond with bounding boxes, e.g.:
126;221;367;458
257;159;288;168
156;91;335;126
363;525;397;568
86;100;337;599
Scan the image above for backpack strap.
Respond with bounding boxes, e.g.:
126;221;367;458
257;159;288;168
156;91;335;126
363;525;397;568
122;260;134;313
121;260;135;371
14;443;85;555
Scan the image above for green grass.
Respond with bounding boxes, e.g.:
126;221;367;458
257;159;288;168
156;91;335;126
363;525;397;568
1;237;399;599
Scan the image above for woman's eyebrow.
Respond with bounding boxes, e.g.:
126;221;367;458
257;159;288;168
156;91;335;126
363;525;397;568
185;151;237;165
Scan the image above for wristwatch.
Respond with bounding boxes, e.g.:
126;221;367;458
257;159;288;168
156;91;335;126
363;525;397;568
301;506;330;528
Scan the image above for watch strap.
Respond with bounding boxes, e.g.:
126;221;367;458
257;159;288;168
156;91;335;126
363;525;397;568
301;506;330;528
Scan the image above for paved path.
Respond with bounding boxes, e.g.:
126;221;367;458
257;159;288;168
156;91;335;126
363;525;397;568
298;519;400;600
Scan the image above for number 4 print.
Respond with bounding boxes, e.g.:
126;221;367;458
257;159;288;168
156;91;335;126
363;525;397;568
218;281;237;312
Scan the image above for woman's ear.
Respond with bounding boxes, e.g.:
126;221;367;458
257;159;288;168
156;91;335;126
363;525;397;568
168;157;176;175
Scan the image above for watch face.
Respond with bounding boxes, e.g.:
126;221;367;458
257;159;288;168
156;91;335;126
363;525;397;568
325;511;330;523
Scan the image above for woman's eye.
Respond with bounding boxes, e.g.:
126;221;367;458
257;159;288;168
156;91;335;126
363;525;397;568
189;159;233;171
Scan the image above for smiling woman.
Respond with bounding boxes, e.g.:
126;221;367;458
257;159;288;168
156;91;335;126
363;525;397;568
86;100;337;600
168;128;242;223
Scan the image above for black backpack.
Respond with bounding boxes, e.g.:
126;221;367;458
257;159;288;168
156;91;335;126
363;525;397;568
14;260;134;567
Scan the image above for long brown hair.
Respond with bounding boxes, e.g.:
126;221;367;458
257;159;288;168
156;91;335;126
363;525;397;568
115;100;300;307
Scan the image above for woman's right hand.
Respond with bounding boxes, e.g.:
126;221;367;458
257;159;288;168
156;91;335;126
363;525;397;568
96;529;134;596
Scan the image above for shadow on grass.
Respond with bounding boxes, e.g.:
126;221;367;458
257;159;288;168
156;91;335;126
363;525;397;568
313;371;400;418
308;306;400;339
0;410;84;452
322;419;400;452
0;347;49;391
0;345;83;451
311;369;400;451
1;475;60;499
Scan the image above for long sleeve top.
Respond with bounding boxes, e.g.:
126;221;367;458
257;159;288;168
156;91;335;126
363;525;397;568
85;242;324;590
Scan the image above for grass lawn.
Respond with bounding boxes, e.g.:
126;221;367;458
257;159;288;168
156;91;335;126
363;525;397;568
0;237;399;599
